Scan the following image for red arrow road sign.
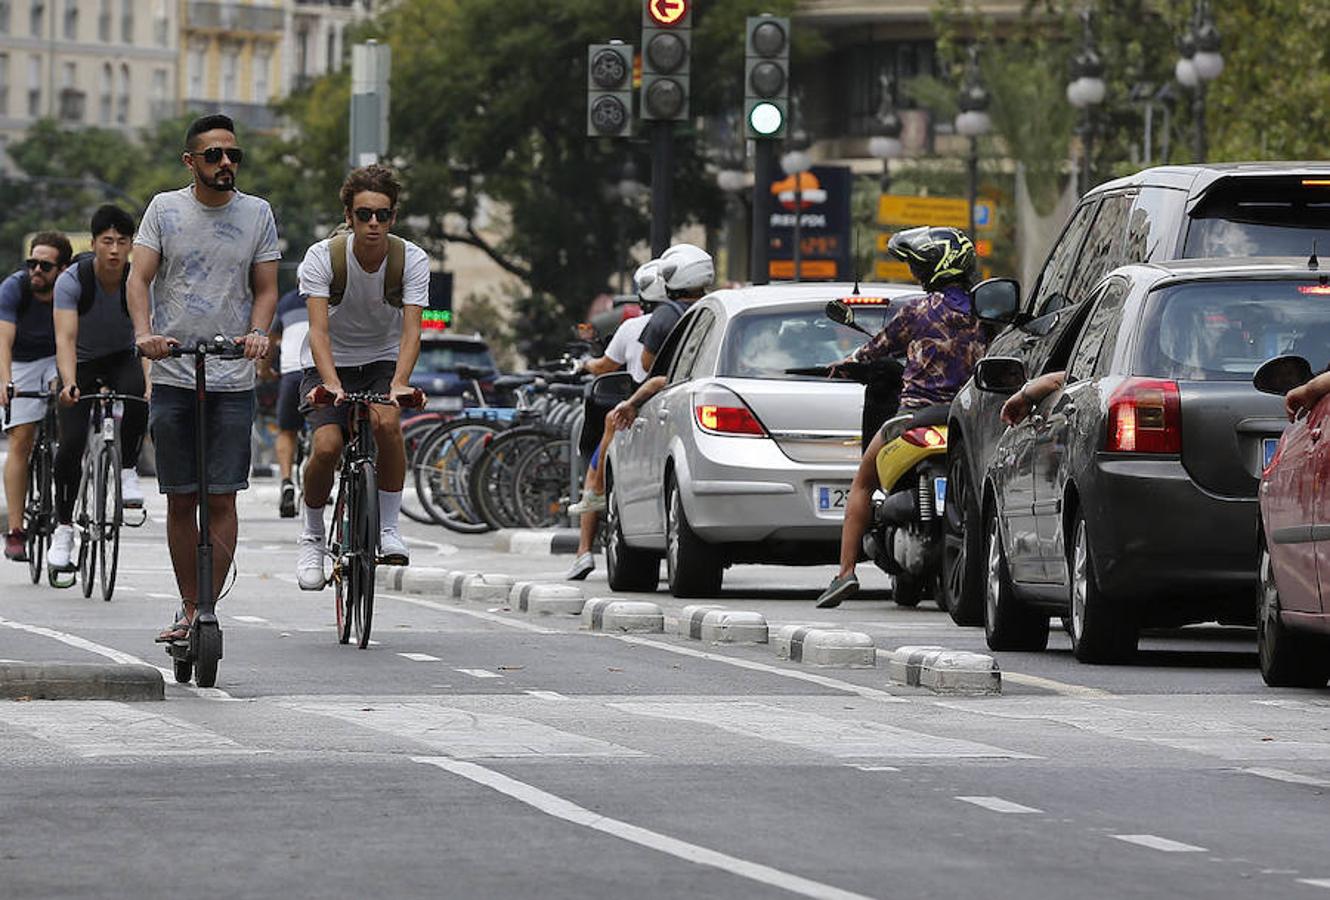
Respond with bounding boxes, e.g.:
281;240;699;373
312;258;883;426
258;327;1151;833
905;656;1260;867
647;0;689;26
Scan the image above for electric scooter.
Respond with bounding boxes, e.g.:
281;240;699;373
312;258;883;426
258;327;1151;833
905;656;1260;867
164;335;246;688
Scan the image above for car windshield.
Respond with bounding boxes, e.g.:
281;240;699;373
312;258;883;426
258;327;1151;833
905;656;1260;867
417;342;495;372
1136;278;1330;381
719;301;901;380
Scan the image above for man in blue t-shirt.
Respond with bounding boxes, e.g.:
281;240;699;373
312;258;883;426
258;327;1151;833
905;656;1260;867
0;232;73;561
270;288;308;517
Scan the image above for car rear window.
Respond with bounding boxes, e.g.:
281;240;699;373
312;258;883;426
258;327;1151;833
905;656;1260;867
1136;278;1330;381
1184;178;1330;258
719;301;901;380
417;342;495;372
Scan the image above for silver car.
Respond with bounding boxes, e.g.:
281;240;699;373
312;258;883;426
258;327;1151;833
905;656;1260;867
603;282;917;598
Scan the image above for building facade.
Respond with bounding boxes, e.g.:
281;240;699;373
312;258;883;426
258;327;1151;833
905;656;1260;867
179;0;287;132
284;0;378;95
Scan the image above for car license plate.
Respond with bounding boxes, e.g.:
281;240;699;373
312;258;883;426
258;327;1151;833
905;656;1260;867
426;395;464;412
814;483;850;515
933;476;947;515
1263;437;1280;468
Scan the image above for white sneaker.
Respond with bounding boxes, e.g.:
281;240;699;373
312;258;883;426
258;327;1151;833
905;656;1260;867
120;468;144;509
49;524;77;572
564;551;594;581
568;492;606;515
296;532;326;590
379;527;409;566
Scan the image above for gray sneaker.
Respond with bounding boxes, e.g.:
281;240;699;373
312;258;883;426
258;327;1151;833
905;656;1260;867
565;552;594;581
815;572;859;608
568;492;607;515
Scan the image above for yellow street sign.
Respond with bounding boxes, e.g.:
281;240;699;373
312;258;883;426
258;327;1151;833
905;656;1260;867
877;195;970;228
874;260;914;283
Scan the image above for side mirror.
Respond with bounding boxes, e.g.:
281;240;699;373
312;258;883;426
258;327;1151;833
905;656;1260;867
589;371;634;407
825;299;854;327
972;277;1021;324
974;356;1028;394
1253;355;1314;396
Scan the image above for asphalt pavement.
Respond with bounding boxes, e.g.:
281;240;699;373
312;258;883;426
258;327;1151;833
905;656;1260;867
2;477;1329;899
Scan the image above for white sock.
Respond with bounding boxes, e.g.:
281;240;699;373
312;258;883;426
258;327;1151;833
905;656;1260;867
379;490;402;531
303;503;325;537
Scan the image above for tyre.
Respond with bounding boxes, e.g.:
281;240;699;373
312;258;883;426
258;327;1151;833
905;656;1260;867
1257;540;1330;688
604;472;660;592
353;460;379;650
665;477;722;598
25;455;45;585
1068;514;1137;663
513;438;569;528
413;420;498;534
332;483;352;644
400;414;444;524
194;622;222;688
172;657;193;684
983;510;1050;651
470;427;544;530
77;464;95;599
98;444;122;602
943;439;985;625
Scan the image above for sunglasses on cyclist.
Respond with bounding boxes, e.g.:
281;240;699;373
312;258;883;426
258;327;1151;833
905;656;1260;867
190;146;244;165
353;207;395;224
25;258;55;273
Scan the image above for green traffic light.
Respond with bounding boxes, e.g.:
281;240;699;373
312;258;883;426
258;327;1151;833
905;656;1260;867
749;101;783;136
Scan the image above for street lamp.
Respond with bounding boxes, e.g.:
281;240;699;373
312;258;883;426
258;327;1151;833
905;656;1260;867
614;160;646;293
1175;1;1222;161
1065;9;1106;196
954;46;990;239
867;72;903;196
780;95;812;282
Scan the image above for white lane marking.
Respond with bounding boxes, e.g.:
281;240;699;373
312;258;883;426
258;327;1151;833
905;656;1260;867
398;652;441;662
610;700;1033;759
1112;834;1207;853
380;592;555;635
117;586;138;592
1239;767;1330;788
146;592;177;599
955;796;1043;814
525;690;567;701
0;615;237;702
414;756;875;900
999;671;1112;698
288;700;640;758
455;667;502;679
610;635;906;704
854;765;899;772
1298;879;1330;890
231;615;268;624
0;701;250;757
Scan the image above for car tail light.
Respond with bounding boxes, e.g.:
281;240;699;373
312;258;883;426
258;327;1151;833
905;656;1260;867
693;387;766;437
901;426;946;449
1106;378;1181;453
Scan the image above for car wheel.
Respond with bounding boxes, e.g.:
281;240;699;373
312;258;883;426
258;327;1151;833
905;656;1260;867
1068;514;1137;664
943;438;985;626
1256;540;1330;688
983;507;1049;651
665;477;722;598
604;473;660;593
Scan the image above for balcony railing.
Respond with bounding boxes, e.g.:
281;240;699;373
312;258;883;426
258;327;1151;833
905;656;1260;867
185;99;281;131
59;88;85;123
186;2;283;33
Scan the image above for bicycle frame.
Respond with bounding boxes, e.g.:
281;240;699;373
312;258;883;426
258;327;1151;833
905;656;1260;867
6;384;61;584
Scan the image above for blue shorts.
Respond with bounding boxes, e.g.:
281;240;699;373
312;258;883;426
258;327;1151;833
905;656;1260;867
276;371;304;432
149;385;255;495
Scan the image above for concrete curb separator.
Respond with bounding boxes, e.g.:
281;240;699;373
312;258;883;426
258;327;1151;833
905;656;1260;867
699;610;768;644
460;573;516;604
581;597;616;631
885;646;1001;694
494;530;581;556
513;583;585;616
885;645;945;686
773;626;876;668
676;604;725;638
582;598;664;633
397;566;451;595
0;662;164;701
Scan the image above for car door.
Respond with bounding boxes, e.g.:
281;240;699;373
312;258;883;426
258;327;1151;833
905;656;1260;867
1033;277;1130;582
993;404;1042;584
1265;402;1324;617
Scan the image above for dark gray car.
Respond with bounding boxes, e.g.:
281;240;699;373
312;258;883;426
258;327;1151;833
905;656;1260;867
943;162;1330;626
976;258;1330;663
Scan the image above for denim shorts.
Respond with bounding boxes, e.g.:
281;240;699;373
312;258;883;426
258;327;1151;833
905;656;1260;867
149;385;255;495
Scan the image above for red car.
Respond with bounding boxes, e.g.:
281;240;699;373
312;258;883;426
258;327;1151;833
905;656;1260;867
1255;352;1330;688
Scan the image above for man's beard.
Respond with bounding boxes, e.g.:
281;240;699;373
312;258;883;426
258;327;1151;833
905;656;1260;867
202;170;236;192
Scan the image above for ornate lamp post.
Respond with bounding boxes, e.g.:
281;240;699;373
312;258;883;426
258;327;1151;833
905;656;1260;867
1065;9;1106;196
780;97;812;282
1175;0;1223;162
954;46;991;238
867;72;903;196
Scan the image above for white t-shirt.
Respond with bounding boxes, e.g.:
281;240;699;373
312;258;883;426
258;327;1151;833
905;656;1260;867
297;234;430;368
604;313;652;384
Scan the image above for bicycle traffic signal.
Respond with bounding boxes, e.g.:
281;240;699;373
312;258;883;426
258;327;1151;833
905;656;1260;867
640;0;691;121
586;42;634;138
745;14;790;139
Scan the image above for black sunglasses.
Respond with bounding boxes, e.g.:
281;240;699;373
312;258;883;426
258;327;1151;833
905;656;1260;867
354;207;395;223
191;146;244;165
25;258;55;273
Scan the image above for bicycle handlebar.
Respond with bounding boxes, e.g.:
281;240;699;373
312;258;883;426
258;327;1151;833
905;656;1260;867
2;384;55;426
165;335;249;360
310;385;426;409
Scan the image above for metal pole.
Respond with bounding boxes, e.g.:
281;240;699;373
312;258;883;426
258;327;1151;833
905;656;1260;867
1143;102;1154;167
967;137;978;237
792;176;803;282
1194;83;1207;162
649;121;673;257
750;141;775;286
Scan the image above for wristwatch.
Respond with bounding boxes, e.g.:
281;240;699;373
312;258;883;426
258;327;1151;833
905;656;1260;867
248;327;268;337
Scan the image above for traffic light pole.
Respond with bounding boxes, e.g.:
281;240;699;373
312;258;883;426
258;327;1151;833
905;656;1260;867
749;140;775;286
649;120;674;257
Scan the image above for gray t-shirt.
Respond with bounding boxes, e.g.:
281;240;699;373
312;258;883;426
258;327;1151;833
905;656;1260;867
52;264;135;362
134;186;281;391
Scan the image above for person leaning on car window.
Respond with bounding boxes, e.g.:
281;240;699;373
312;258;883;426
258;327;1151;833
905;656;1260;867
1281;369;1330;421
1000;371;1069;426
815;226;991;609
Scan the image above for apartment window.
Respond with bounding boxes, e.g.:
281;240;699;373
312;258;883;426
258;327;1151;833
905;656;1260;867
252;50;269;103
98;60;110;122
0;1;10;34
96;0;107;41
0;53;9;116
27;53;40;117
115;61;127;123
152;0;166;46
61;0;75;40
187;42;203;98
150;65;166;116
326;28;336;73
220;48;237;102
29;0;44;37
118;0;129;42
61;60;73;88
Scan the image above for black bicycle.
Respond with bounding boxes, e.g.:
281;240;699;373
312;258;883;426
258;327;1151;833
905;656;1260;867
4;384;60;586
311;385;423;649
73;387;148;602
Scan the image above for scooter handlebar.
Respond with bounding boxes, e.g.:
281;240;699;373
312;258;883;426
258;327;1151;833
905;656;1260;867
163;336;249;360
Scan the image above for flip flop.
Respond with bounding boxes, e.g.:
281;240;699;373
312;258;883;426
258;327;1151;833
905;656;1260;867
155;610;193;643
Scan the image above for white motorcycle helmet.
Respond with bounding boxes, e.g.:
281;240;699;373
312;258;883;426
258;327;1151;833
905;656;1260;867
633;260;668;305
658;243;715;296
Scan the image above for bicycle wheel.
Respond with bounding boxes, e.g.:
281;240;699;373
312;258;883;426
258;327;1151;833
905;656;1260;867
469;426;544;530
414;420;499;533
400;414;446;524
353;460;378;649
98;444;122;602
77;457;95;599
331;480;352;644
25;448;48;585
294;428;310;491
513;438;571;528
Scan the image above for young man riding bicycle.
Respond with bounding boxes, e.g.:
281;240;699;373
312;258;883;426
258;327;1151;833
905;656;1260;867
295;164;429;591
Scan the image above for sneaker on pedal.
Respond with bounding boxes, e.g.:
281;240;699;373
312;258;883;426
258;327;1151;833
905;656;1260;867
120;468;144;509
48;524;77;572
379;527;409;566
568;491;607;515
4;530;27;562
279;480;296;518
296;532;326;590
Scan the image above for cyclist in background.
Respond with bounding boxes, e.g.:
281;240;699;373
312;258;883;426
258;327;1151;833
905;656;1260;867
48;205;150;573
270;288;309;518
0;231;73;562
294;164;429;591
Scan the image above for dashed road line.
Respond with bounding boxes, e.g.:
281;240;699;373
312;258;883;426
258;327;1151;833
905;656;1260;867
455;667;502;679
525;690;567;700
1111;834;1207;853
232;615;268;624
414;755;876;900
398;652;441;662
1239;767;1330;788
998;671;1112;698
853;765;899;773
1297;879;1330;890
955;796;1043;814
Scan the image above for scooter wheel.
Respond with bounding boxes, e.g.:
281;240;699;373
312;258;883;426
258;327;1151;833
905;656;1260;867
172;657;193;684
194;623;223;688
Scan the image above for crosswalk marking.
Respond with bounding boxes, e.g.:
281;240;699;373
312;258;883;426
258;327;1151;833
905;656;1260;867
398;652;441;662
956;796;1043;814
1112;834;1207;853
0;702;248;757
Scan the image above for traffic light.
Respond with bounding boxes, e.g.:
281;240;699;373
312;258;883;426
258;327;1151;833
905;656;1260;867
745;14;790;139
586;42;634;138
640;0;691;121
